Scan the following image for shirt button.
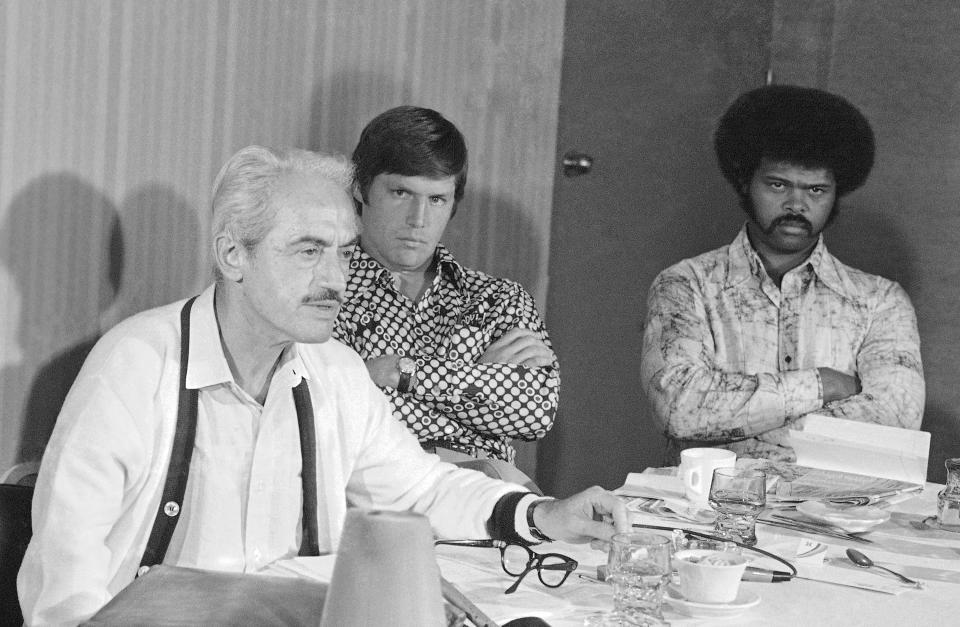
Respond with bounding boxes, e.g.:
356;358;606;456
785;356;792;364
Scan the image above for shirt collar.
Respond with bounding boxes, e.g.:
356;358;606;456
726;224;845;293
185;284;308;391
346;242;466;297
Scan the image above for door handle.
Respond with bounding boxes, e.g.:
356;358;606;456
561;151;593;177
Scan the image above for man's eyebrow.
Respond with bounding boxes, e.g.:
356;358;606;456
342;235;360;247
763;174;833;187
288;235;333;247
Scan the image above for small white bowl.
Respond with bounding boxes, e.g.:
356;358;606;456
673;549;748;604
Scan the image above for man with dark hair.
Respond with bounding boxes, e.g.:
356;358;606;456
640;85;924;463
18;145;625;625
334;106;558;472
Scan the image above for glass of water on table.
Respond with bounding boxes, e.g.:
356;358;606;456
708;467;766;546
585;532;673;626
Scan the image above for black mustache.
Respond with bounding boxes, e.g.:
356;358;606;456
766;214;812;234
303;288;343;304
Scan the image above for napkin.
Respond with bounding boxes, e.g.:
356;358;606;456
616;472;715;524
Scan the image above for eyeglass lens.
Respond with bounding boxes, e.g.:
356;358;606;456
501;544;574;588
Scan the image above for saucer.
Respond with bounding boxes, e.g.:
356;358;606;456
663;585;760;618
796;501;890;533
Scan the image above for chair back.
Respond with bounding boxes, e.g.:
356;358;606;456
0;484;33;627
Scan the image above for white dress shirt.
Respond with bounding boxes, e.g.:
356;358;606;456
19;285;519;626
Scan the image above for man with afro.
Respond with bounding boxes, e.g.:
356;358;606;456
640;85;924;463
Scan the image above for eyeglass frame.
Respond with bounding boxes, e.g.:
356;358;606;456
435;538;579;594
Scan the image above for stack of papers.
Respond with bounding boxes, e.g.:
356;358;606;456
742;415;930;505
791;414;930;485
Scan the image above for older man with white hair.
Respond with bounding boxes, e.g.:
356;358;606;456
18;145;627;626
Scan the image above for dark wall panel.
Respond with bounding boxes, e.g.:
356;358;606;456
541;0;772;495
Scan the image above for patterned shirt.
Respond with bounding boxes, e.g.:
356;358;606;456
334;244;559;461
640;226;924;463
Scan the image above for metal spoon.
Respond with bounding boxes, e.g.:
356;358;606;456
845;548;923;588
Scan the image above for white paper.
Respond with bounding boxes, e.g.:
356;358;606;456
261;555;338;582
792;414;929;485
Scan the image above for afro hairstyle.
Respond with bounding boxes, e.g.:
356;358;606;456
714;85;875;197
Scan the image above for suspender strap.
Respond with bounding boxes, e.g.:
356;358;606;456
293;381;319;557
137;296;322;574
139;296;200;572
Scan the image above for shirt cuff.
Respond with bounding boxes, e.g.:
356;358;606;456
486;491;544;545
780;368;823;417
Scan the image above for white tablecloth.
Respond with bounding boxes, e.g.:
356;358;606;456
437;482;960;626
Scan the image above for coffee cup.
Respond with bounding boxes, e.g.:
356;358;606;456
678;448;736;505
673;549;747;604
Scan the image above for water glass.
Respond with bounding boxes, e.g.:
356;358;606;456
937;457;960;532
601;532;672;625
708;468;766;546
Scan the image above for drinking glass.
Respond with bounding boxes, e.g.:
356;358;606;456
937;458;960;532
708;468;766;546
588;532;672;626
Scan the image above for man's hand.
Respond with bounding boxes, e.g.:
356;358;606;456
818;367;862;403
480;328;555;368
365;355;401;388
532;486;630;543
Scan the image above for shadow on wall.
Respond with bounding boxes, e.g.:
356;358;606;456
0;174;120;464
306;69;409;156
0;175;200;466
100;184;203;330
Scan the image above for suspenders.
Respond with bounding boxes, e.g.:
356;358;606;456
137;296;320;575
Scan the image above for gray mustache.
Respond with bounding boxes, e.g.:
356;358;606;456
303;288;342;304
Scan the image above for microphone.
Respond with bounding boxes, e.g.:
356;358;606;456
741;565;793;582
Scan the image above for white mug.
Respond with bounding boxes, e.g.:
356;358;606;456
678;448;736;504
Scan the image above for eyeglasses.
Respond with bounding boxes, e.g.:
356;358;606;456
435;539;578;594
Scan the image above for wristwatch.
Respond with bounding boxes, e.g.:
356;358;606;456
397;356;417;393
527;498;555;543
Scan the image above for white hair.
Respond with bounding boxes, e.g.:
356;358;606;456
210;145;355;278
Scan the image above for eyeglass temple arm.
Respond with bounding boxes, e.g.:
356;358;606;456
434;539;502;548
504;565;535;595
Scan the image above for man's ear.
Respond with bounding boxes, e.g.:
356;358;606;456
352;182;365;215
214;234;247;283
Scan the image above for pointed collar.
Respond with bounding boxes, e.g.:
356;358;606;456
184;285;308;391
346;242;466;297
726;224;845;294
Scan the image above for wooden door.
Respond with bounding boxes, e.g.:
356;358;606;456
540;1;773;495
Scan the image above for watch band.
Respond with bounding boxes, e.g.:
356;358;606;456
526;498;555;543
397;357;416;393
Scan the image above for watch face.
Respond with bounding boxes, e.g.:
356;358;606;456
398;357;416;374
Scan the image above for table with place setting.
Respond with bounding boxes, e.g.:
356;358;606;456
85;464;960;627
431;469;960;626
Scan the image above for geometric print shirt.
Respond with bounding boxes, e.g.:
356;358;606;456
334;244;559;462
640;225;924;464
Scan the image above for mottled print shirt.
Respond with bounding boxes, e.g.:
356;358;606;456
641;226;924;463
334;244;558;461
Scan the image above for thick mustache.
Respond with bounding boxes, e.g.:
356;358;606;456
303;288;342;304
766;214;812;234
